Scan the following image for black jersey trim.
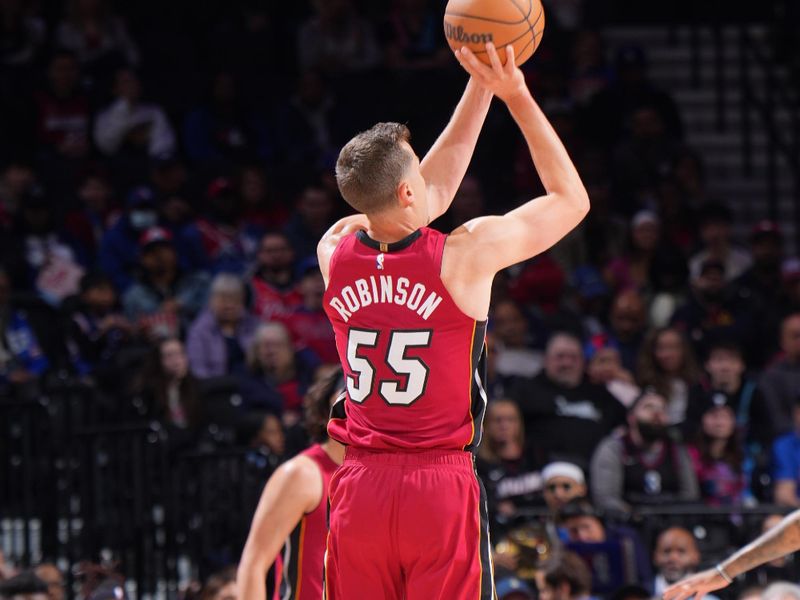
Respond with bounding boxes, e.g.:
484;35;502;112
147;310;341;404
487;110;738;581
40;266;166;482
356;229;421;253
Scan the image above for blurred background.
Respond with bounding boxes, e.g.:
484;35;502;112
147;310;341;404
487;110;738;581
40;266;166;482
0;0;799;598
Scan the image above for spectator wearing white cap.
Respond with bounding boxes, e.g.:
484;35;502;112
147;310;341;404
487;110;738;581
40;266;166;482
542;462;587;514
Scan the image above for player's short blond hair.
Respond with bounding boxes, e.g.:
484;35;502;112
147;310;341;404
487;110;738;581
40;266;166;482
335;122;412;215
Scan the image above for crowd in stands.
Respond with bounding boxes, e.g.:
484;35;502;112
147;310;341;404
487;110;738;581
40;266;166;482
2;0;800;599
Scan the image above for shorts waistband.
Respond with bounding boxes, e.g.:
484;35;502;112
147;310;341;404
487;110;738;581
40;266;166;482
343;447;474;468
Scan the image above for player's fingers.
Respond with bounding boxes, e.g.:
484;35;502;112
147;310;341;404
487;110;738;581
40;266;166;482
459;46;494;80
485;42;503;75
504;44;517;74
454;49;486;82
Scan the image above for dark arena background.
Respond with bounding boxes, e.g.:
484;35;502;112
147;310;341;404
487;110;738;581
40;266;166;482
1;0;799;598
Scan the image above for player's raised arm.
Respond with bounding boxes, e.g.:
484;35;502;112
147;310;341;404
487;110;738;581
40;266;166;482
663;509;800;600
419;77;493;222
452;43;589;273
236;458;321;600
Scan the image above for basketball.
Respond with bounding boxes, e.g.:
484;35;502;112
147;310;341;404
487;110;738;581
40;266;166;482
444;0;545;66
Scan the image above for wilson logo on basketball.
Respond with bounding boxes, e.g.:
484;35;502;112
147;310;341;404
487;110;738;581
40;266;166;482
444;22;494;45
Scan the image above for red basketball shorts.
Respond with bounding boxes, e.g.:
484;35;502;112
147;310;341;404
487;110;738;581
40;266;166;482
324;448;495;600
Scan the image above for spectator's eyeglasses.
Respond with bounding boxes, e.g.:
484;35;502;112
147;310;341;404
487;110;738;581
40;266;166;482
546;482;574;493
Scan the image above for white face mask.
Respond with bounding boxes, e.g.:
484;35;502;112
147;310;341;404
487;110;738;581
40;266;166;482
130;209;157;230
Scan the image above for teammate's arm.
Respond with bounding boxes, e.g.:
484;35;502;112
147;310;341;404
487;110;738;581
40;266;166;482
451;44;589;273
663;509;800;600
419;77;493;222
236;457;322;600
317;214;370;285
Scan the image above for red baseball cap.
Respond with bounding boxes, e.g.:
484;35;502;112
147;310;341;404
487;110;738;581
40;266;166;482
139;226;173;248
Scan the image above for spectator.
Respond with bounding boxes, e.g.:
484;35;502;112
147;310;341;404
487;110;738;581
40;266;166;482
276;259;337;364
743;515;800;587
186;273;259;378
33;563;65;600
64;170;119;262
496;576;536;600
122;226;209;338
238;322;319;418
67;272;132;377
244;412;286;460
379;0;450;71
296;0;380;75
31;50;90;163
590;389;699;515
584;333;640;408
558;498;653;593
477;399;542;533
236;165;288;231
94;67;176;159
491;298;544;379
55;0;139;73
604;210;668;294
688;203;752;284
607;289;647;374
283;184;336;263
737;221;785;309
763;583;800;600
0;160;36;226
637;327;701;425
510;332;626;468
0;569;48;598
199;566;237;600
652;527;712;598
687;393;748;506
536;551;593;600
99;185;160;291
772;394;800;507
0;0;45;73
542;462;587;515
760;313;800;434
249;231;301;320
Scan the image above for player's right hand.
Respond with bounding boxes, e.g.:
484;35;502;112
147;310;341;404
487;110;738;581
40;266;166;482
454;43;527;103
662;568;731;600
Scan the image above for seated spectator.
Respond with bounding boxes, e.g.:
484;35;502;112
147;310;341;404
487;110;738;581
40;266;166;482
122;226;209;338
687;393;749;506
590;390;699;515
652;527;714;599
558;498;653;594
671;258;757;360
763;583;800;600
196;177;263;275
688;203;752;284
491;298;544;379
496;576;536;600
0;267;49;393
0;160;36;226
94;67;176;159
64;170;119;263
249;231;301;320
55;0;139;73
0;1;45;73
637;327;701;425
238;322;319;418
199;565;238;600
283;184;336;263
242;412;286;468
276;259;336;364
761;313;800;435
67;272;132;377
584;333;640;408
31;50;90;163
686;340;773;446
0;569;48;598
33;563;65;600
510;332;626;469
604;210;665;294
99;186;160;292
135;337;204;433
477;399;542;533
743;515;800;587
737;221;784;311
772;394;800;507
237;165;288;231
186;274;259;378
606;289;647;374
542;462;587;516
296;0;380;75
536;551;593;600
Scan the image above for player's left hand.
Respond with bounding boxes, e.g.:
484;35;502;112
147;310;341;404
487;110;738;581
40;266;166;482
663;568;730;600
454;43;527;103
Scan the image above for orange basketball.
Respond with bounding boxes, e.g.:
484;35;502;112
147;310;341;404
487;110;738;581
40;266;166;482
444;0;545;66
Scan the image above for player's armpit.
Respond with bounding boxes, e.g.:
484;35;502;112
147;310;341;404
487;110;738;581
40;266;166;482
318;215;370;282
458;190;588;274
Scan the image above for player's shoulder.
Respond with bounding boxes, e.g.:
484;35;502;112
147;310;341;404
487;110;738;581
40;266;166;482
273;453;321;489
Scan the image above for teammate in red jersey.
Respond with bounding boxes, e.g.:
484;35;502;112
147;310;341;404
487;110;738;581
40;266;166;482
237;368;344;600
318;43;590;599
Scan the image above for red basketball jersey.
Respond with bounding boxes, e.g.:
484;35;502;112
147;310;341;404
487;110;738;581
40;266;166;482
323;228;488;452
276;444;339;600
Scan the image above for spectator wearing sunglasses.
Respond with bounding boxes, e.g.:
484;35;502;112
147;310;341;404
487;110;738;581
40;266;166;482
542;462;588;514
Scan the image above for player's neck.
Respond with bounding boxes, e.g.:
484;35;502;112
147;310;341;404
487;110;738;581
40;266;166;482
366;212;421;244
321;439;346;465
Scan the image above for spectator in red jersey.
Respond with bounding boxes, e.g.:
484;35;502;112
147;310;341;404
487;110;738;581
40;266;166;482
237;322;320;420
32;50;90;162
236;165;288;231
277;258;337;364
248;231;301;320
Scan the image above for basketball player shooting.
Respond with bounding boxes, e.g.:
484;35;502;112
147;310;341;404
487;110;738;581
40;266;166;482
664;509;800;600
319;42;589;599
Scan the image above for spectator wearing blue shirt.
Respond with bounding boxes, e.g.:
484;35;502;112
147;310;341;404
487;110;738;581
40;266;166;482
772;394;800;507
